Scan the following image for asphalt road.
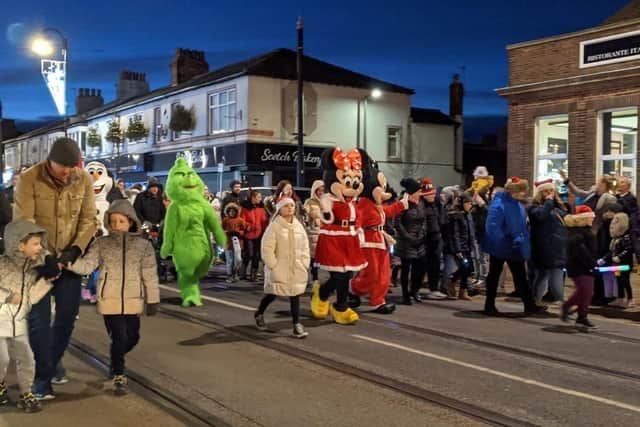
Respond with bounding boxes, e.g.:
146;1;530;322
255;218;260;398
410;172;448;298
60;275;640;426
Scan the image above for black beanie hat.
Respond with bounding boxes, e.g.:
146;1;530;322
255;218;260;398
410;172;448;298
48;137;81;167
400;178;422;195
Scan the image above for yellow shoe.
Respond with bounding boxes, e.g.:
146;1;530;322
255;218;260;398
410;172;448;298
330;306;359;325
311;283;330;320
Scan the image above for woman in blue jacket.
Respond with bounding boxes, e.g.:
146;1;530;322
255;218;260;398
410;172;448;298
482;177;540;315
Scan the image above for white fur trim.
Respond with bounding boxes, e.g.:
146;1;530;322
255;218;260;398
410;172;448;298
314;262;368;272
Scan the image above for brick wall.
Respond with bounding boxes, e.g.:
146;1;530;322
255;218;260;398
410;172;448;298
509;21;640;86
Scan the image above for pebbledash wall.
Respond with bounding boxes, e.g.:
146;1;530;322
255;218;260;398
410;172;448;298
497;7;640;191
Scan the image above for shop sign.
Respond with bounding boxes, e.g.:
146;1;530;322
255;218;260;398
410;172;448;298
580;30;640;68
246;143;326;168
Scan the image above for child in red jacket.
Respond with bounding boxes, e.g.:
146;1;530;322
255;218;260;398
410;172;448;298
222;202;247;283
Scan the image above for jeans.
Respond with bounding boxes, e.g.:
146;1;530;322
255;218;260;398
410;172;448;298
103;315;141;376
532;267;565;302
28;269;82;394
484;256;535;312
473;244;489;282
225;249;240;276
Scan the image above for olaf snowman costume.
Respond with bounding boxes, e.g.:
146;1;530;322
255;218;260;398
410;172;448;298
85;161;113;233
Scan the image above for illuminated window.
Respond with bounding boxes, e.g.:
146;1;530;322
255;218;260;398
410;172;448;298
535;116;568;183
599;108;637;191
209;88;237;133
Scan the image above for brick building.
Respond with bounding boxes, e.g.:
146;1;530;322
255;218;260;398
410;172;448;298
497;1;640;190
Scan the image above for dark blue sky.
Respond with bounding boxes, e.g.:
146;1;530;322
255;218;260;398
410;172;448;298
0;0;631;121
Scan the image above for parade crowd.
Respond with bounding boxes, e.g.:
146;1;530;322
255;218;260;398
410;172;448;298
0;138;638;414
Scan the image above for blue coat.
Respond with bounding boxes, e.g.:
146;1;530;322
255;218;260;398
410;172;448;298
481;192;531;261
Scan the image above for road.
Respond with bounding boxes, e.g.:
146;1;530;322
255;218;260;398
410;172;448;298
58;272;640;427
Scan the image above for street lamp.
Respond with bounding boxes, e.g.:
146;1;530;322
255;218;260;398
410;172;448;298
356;88;382;151
31;28;68;136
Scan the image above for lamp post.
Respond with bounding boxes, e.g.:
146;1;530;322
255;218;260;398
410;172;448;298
356;88;382;151
31;28;68;136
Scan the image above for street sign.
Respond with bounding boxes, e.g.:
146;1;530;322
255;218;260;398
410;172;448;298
41;59;66;115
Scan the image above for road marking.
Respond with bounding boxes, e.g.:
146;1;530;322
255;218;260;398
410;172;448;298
158;284;254;311
352;334;640;414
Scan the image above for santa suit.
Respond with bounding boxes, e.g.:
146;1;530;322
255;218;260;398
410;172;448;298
351;198;405;306
314;198;367;272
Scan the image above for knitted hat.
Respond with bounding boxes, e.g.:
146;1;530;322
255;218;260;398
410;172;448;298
421;177;436;197
505;176;528;194
606;203;624;214
48;137;81;167
275;197;295;213
575;205;595;219
441;185;459;200
400;178;422;195
534;178;555;195
472;166;489;178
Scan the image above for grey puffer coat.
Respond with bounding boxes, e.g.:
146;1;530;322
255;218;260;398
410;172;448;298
393;198;427;259
69;200;160;315
0;220;53;337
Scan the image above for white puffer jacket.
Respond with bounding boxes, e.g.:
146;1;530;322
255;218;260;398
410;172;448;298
0;220;53;337
261;215;310;297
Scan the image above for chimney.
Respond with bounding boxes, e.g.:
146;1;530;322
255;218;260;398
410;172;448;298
75;88;105;115
116;70;150;100
171;48;209;86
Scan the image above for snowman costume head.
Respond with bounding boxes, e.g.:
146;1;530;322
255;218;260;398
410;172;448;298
85;161;113;232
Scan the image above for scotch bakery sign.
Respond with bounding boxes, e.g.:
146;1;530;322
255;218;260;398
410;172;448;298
580;30;640;68
247;144;325;168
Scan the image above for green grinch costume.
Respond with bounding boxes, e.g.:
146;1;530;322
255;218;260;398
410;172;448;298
161;159;226;307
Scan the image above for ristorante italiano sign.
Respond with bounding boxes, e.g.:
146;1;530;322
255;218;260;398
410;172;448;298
580;30;640;68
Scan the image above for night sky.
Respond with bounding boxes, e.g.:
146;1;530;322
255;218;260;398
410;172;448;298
0;0;631;123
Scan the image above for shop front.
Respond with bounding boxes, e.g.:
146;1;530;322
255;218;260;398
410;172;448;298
497;3;640;191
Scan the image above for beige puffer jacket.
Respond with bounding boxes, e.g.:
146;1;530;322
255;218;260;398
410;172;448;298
13;161;97;254
261;215;310;297
69;200;160;315
303;180;323;258
0;220;53;337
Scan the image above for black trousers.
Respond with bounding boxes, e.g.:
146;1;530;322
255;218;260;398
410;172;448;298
319;271;353;311
424;238;442;291
257;294;300;324
617;271;633;299
104;315;141;376
242;238;262;270
400;258;426;298
484;256;535;312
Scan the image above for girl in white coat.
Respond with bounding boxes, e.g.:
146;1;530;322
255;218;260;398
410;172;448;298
254;197;310;338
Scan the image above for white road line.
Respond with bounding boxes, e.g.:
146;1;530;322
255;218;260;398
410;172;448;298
158;284;254;311
352;334;640;414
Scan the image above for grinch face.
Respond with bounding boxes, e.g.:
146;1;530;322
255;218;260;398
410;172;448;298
166;158;205;203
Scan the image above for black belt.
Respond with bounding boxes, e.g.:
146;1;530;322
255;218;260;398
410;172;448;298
334;220;356;227
364;225;384;231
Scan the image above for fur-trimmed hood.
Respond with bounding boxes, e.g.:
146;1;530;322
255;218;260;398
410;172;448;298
223;201;241;218
610;212;630;238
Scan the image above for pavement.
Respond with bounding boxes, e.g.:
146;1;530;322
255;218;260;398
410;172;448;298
0;349;186;427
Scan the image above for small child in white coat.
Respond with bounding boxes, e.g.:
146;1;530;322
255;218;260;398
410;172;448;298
254;197;310;338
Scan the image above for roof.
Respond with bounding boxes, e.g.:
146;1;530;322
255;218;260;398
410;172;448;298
410;107;457;126
5;48;414;144
604;0;640;24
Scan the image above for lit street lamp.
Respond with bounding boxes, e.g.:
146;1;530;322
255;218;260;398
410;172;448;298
356;88;382;151
31;28;69;135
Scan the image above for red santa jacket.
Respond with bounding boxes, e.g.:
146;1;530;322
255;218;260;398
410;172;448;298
356;198;405;250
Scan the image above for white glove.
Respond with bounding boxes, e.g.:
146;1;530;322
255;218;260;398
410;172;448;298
400;193;410;210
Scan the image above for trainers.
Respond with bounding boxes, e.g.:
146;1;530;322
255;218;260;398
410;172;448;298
0;382;8;405
51;376;69;385
17;392;42;413
33;391;55;401
425;290;447;300
225;277;234;284
292;323;308;339
576;317;598;329
112;375;128;396
254;312;268;331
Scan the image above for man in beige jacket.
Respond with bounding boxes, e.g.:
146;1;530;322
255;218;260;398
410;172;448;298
13;137;96;400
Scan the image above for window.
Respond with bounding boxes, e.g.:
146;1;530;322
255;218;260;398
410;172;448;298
599;108;637;189
171;102;180;141
387;127;401;159
209;88;237;133
153;107;161;144
535;116;568;183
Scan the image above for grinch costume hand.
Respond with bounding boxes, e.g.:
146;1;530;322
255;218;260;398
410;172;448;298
161;159;227;307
